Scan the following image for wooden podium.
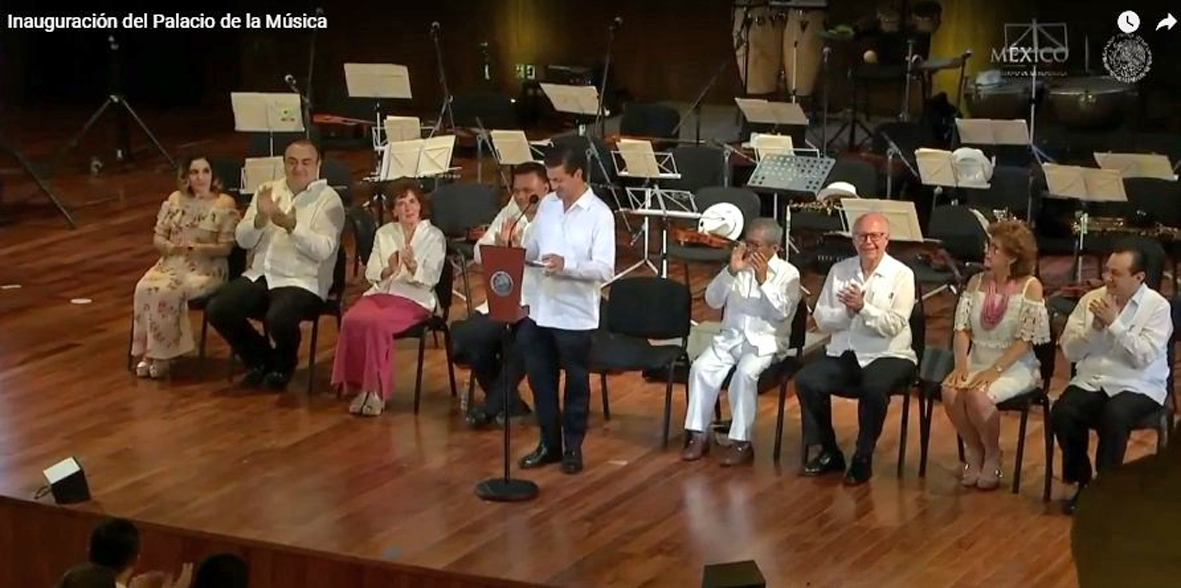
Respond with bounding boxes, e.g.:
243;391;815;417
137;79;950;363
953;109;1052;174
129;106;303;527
473;245;538;502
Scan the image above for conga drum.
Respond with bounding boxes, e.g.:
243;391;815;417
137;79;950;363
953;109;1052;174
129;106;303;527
733;1;783;95
782;9;826;98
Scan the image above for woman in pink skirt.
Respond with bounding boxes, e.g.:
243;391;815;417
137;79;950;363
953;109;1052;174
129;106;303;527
332;182;446;416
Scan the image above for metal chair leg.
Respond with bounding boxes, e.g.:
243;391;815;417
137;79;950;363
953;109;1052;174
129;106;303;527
1013;401;1030;494
126;313;135;371
414;334;426;413
1042;400;1054;502
897;391;910;478
307;318;319;395
662;367;674;449
600;373;611;420
198;309;209;372
442;327;458;398
774;377;788;462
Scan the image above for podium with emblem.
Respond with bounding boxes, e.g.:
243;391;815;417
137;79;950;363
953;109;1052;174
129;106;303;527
473;244;539;502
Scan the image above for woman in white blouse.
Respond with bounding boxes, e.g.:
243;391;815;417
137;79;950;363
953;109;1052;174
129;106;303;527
942;220;1050;489
331;182;446;416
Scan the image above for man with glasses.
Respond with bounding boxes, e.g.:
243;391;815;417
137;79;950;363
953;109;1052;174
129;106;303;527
681;218;801;466
795;212;917;485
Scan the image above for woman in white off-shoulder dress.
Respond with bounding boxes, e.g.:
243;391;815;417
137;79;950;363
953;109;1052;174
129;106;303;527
941;220;1050;490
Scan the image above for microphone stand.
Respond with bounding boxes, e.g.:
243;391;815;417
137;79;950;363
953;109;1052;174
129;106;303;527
475;320;539;503
593;20;619;139
429;25;456;138
302;9;321;141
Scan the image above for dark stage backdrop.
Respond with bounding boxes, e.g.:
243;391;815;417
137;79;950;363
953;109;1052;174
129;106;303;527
2;0;1179;126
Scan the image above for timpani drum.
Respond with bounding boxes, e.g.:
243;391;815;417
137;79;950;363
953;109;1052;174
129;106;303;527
965;76;1042;120
1047;76;1134;130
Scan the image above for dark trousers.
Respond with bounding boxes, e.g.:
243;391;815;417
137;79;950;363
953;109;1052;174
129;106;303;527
1050;385;1161;485
450;313;528;414
518;318;593;453
206;276;322;375
795;351;916;459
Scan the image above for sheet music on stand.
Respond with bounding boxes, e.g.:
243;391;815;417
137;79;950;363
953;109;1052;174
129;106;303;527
378;135;457;180
1042;163;1127;201
915;148;992;189
539;83;601;116
383;116;422;145
955;118;1031;146
734;98;810;127
240;156;284;195
747;149;835;193
612;139;681;180
1094;152;1178;181
343;63;413;151
839;198;924;242
231;92;304;133
748;133;795;161
490;130;544;165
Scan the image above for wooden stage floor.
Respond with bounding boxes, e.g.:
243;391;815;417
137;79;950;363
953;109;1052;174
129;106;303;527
0;116;1153;587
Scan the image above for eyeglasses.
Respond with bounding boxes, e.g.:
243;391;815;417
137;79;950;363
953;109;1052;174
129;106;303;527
852;231;887;243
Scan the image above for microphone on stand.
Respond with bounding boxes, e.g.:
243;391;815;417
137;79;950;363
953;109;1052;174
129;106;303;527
283;74;300;94
609;16;623;30
430;21;441;37
508;194;540;239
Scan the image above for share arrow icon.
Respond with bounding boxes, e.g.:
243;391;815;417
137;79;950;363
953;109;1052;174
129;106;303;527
1157;13;1176;30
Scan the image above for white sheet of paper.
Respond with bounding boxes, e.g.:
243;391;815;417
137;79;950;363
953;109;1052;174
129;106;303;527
616;139;662;177
1043;164;1127;201
242;156;285;194
384;116;421;144
840;198;924;242
751;133;794;161
491;130;536;165
1094;152;1177;181
231;92;304;133
343;63;411;99
539;83;600;115
956;118;1030;145
915;148;957;187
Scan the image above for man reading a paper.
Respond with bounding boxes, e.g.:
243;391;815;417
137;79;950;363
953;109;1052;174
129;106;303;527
450;163;548;427
208;140;345;390
517;144;615;475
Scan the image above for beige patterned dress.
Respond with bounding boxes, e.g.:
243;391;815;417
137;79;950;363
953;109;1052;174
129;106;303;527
131;192;240;360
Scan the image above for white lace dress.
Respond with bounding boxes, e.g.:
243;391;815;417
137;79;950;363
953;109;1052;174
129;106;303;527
953;277;1052;403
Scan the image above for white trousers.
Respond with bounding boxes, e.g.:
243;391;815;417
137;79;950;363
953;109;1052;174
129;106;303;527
684;338;776;442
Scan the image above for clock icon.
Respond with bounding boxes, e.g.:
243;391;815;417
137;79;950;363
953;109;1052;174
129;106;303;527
1118;10;1141;34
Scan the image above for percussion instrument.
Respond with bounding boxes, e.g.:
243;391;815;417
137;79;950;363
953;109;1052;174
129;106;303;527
965;77;1042;120
1071;215;1181;240
1048;76;1135;130
733;1;826;97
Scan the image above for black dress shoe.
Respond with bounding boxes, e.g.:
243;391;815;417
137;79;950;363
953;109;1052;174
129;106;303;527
844;455;873;486
465;407;495;428
263;371;292;391
518;444;562;469
1064;483;1087;516
803;449;846;477
241;365;270;388
561;448;583;475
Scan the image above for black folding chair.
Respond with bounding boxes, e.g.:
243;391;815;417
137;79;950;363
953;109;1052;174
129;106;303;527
393;258;459;413
588;277;692;448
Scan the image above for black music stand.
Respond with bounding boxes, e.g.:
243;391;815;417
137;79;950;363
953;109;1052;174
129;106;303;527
474;244;539;502
0;131;76;228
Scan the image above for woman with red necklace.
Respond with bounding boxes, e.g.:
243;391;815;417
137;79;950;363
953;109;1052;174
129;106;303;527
941;220;1050;490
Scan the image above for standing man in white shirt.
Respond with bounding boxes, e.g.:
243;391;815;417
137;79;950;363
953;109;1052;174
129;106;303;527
1052;245;1173;514
451;162;548;427
207;140;345;390
796;212;917;485
681;218;801;466
517;144;615;475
